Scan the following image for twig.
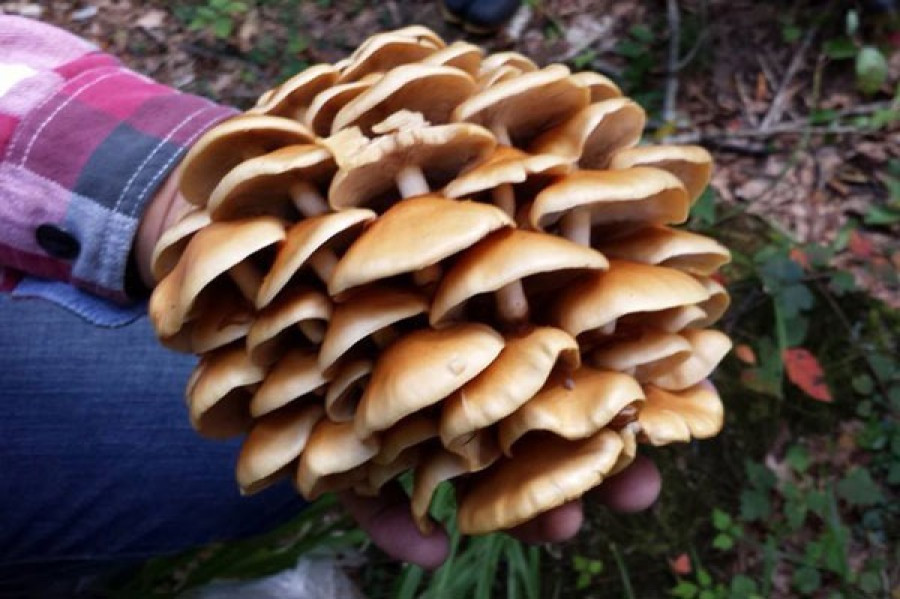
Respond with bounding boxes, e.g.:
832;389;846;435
666;123;880;144
663;0;681;125
734;74;760;128
759;26;817;130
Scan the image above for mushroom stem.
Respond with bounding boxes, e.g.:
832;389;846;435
413;264;442;287
560;208;591;246
308;249;338;282
491;124;512;147
289;181;329;216
371;326;399;348
298;320;326;344
496;281;530;322
492;183;516;217
229;261;263;304
395;164;430;198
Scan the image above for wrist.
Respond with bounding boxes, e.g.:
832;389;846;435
135;167;191;290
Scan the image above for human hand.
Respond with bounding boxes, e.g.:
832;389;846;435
338;454;662;570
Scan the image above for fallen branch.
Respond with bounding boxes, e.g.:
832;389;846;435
663;0;681;125
759;26;817;130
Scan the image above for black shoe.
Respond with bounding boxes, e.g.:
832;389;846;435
441;0;522;34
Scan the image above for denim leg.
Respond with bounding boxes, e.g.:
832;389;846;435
0;295;305;593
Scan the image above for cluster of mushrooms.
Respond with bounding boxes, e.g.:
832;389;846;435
149;26;732;536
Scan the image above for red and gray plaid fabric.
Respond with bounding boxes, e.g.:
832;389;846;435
0;16;236;302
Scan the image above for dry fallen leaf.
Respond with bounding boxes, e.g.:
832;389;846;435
669;553;692;575
783;347;832;402
734;344;757;365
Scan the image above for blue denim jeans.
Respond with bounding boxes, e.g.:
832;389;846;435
0;294;305;596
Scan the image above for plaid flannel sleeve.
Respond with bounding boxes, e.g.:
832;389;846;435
0;15;237;303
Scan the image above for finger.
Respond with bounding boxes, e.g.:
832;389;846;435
592;454;661;513
508;499;584;544
338;484;449;570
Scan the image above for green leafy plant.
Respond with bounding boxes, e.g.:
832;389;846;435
187;0;248;38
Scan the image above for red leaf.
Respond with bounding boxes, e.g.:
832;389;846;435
669;553;692;575
848;230;876;259
783;348;832;402
734;344;757;365
789;247;810;270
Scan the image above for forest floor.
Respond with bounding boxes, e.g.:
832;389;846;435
6;1;899;597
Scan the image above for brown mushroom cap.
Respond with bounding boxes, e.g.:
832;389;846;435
248;64;339;120
179;115;316;206
648;329;732;391
457;429;625;534
477;64;523;89
694;276;730;328
296;420;380;500
498;367;644;454
250;349;329;417
207;145;336;221
326;122;496;211
150;209;211;282
361;446;424;496
529;167;690;232
355;324;505;439
635;304;709;333
332;64;476;135
257;208;376;308
188;288;255;354
328;195;513;297
325;359;372;422
235;403;325;495
569;71;623;102
149;217;285;339
187;345;265;439
609;144;713;202
422;41;484;76
338;33;441;83
305;74;381;136
374;413;440;466
440;326;580;453
318;286;428;372
551;260;711;338
589;330;692;381
246;288;332;366
430;229;609;326
411;441;501;534
478;52;538;77
453;65;589;147
529;98;646;168
595;225;731;276
443;146;572;199
639;383;724;445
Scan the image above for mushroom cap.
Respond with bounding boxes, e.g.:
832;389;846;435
374;413;440;466
150;209;211;282
318;286;428;372
639;383;724;445
327;123;496;211
477;64;524;89
411;442;500;534
362;446;424;496
443;146;572;199
295;420;380;500
332;64;476;135
440;326;580;452
648;329;732;391
250;349;329;417
529;97;645;168
325;359;372;422
246;288;332;366
248;64;339;119
149;217;285;338
355;324;505;438
498;367;644;454
589;330;692;381
188;288;255;354
551;260;711;338
609;144;713;202
453;65;589;147
207;145;336;221
257;208;376;308
595;225;731;276
305;74;380;136
338;33;441;83
328;195;513;297
529;167;690;232
694;276;730;327
187;346;265;439
235;403;325;494
422;41;484;76
430;229;609;326
569;71;622;102
179;115;315;206
457;429;625;534
634;304;709;334
478;51;538;77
